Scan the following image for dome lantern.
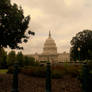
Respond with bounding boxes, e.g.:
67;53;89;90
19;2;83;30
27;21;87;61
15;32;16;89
49;30;51;38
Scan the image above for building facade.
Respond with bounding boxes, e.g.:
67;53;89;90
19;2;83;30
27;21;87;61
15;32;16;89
28;31;70;63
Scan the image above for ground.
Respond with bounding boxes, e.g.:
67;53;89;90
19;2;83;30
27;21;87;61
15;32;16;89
0;74;82;92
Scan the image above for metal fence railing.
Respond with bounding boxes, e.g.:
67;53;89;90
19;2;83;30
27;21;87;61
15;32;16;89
0;62;88;92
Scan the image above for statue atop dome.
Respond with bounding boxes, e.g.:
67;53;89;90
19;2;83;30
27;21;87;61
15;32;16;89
49;30;51;38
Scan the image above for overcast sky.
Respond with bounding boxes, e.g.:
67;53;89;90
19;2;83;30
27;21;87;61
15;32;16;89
10;0;92;54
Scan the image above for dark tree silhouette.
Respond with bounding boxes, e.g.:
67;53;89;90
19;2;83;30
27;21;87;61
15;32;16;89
0;0;35;50
70;30;92;61
0;48;7;68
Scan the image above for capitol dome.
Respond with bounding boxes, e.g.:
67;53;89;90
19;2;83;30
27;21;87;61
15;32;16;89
43;31;57;55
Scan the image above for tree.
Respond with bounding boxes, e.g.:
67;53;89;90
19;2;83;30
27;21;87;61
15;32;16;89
7;51;16;66
0;0;34;50
24;56;35;66
16;52;24;67
0;48;7;68
70;30;92;61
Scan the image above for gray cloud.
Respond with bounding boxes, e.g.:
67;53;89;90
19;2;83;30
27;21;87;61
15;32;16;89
9;0;92;54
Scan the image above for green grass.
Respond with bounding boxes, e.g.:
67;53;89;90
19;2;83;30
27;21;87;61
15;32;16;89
0;69;8;74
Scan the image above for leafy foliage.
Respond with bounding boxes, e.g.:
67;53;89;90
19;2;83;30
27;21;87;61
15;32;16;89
0;0;35;49
20;64;81;78
6;50;36;67
16;52;24;67
7;51;16;66
0;0;35;68
23;56;35;66
0;48;7;68
70;30;92;61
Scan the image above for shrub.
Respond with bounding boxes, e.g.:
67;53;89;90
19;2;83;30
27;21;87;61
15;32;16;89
52;64;81;78
7;66;14;73
8;64;82;79
66;65;81;77
21;66;46;77
52;70;64;78
0;77;4;82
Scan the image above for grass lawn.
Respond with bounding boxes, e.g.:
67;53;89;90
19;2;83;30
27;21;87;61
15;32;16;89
0;69;8;74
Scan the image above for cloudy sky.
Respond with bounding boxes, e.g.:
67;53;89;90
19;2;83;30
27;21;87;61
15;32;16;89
10;0;92;54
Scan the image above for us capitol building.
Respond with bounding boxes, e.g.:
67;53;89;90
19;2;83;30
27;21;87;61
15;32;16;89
28;31;70;63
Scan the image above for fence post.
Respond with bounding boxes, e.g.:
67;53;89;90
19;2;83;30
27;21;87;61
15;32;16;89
11;62;19;92
46;62;51;92
81;62;90;92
